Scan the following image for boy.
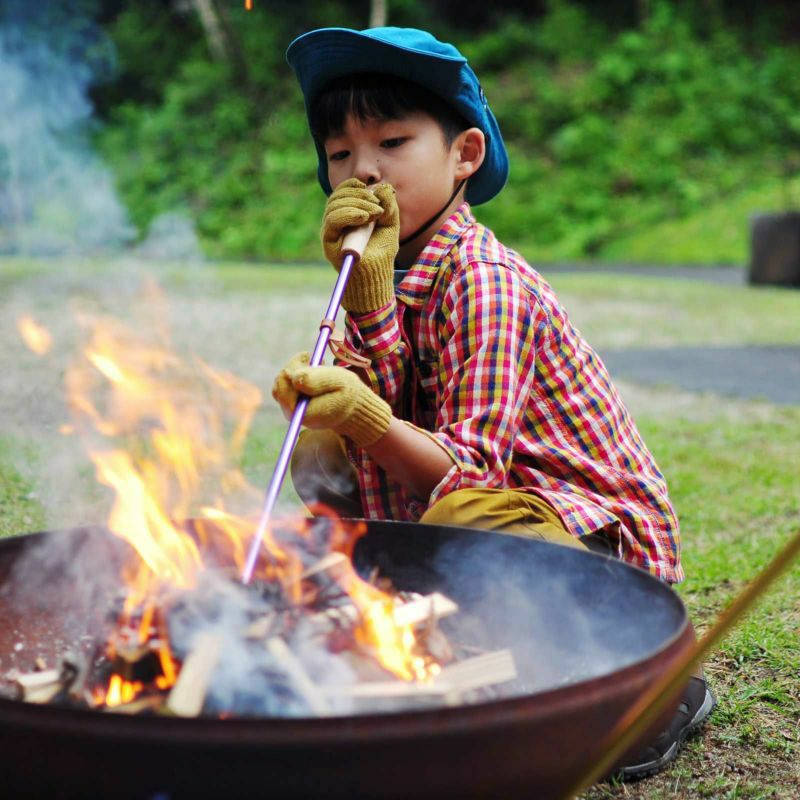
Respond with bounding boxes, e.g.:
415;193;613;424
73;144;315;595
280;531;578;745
275;26;715;778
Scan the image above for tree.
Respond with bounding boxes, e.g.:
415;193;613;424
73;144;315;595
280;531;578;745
188;0;229;61
369;0;387;28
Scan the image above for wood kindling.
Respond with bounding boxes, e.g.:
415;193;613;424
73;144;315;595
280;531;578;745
322;649;517;709
14;669;64;703
306;591;459;637
166;632;223;718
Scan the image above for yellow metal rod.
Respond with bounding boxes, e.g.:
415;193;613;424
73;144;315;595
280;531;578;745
561;526;800;799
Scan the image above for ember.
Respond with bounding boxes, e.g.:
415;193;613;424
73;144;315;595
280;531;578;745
12;289;517;718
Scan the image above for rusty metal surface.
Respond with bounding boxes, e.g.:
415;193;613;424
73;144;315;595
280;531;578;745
0;522;693;799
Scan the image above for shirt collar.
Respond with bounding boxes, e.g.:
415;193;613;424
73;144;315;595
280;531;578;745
394;202;474;308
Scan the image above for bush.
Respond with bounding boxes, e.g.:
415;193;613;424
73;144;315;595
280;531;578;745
96;0;800;262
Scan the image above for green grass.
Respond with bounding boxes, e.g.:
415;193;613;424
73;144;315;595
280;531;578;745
2;256;799;798
598;174;800;266
0;437;47;537
545;271;800;349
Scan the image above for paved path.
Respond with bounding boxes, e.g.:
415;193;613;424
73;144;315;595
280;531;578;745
545;263;747;285
601;344;800;405
545;264;799;405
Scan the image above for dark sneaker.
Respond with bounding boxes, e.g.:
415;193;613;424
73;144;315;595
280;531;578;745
613;676;717;781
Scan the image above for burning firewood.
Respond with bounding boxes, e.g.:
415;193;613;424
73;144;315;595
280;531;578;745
304;591;458;638
11;293;525;722
322;649;517;712
166;632;223;718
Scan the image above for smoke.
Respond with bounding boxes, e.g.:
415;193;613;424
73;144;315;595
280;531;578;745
0;2;203;261
431;531;683;694
0;3;131;255
134;212;204;263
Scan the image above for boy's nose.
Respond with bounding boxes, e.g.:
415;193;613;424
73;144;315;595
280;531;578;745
353;155;381;186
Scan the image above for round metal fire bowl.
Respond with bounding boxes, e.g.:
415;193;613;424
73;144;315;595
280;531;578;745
0;521;693;799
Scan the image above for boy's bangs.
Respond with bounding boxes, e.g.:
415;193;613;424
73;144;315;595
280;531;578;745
310;74;466;144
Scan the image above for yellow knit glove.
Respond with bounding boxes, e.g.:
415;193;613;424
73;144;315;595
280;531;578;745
272;353;392;448
272;351;310;420
321;179;399;313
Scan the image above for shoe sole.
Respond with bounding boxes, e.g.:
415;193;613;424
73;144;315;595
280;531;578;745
615;685;718;781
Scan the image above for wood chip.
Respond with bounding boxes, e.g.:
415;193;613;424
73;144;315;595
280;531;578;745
166;632;222;718
391;592;458;627
437;648;516;693
322;649;517;712
308;592;458;637
300;552;349;582
15;669;62;691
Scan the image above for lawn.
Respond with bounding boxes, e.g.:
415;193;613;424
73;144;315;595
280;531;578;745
1;256;799;798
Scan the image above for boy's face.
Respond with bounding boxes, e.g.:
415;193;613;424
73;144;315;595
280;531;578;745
323;111;467;245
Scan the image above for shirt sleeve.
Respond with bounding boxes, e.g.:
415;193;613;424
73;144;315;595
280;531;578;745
427;261;538;504
342;300;411;410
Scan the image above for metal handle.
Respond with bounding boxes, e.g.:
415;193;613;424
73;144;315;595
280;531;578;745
241;219;376;584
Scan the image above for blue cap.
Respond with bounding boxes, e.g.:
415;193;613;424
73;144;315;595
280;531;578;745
286;27;509;206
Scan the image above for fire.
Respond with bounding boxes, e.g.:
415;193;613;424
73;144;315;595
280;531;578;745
105;675;142;707
17;314;52;355
64;309;263;600
22;279;437;711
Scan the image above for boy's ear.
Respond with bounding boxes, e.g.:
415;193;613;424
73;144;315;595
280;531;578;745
454;127;486;181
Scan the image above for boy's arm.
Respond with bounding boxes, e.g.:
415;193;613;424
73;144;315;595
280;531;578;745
363;418;455;500
273;356;454;499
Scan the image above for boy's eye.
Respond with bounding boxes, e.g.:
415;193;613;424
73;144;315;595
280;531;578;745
381;137;406;149
328;150;349;162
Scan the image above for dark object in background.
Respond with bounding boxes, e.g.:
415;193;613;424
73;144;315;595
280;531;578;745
748;212;800;287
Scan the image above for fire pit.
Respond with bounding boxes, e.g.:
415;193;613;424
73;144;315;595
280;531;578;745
0;519;693;800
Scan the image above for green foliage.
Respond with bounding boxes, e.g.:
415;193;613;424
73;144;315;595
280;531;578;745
478;1;800;260
95;0;800;262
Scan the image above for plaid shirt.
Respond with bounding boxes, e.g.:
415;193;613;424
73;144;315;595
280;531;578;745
343;204;682;583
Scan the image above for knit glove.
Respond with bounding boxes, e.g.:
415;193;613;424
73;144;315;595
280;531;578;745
272;353;392;447
321;178;399;313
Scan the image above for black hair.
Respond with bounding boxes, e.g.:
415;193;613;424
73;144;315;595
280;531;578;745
309;73;469;146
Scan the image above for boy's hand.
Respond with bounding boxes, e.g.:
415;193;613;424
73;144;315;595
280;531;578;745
321;178;399;313
272;353;392;447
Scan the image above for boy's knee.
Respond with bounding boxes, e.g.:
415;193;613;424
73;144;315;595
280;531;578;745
420;489;492;529
421;487;586;549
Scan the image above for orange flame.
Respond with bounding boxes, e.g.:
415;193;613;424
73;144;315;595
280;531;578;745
337;564;434;681
65;309;262;602
58;282;434;686
105;675;143;707
17;315;53;355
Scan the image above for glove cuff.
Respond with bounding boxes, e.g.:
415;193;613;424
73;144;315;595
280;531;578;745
339;385;392;447
341;257;395;314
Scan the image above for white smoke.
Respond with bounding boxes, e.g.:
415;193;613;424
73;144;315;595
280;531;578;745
0;4;202;262
0;10;134;255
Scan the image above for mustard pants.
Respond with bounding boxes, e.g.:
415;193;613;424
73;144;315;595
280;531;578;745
291;430;592;552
